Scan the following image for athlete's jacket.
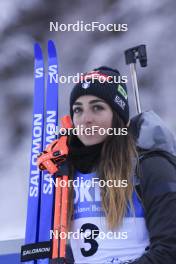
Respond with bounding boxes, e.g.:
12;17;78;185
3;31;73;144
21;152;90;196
66;111;176;264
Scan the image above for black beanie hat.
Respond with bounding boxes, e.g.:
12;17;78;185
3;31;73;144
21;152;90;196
70;66;129;125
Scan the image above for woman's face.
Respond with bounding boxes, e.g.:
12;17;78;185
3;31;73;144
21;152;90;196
72;95;113;146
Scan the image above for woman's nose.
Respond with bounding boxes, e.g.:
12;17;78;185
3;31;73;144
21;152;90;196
81;111;94;124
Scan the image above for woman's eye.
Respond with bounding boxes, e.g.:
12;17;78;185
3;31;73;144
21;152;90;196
73;107;82;113
93;105;104;111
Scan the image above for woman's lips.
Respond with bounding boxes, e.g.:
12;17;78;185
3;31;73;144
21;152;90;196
83;127;99;135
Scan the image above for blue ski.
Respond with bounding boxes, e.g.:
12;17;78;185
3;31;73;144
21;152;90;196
37;40;59;264
23;43;45;264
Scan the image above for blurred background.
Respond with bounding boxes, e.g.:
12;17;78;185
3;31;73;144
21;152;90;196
0;0;176;262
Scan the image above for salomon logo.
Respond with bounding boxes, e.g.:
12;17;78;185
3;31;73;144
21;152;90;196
21;242;51;261
43;111;57;195
35;67;44;78
30;114;43;197
43;173;53;194
48;65;58;83
46;111;57;144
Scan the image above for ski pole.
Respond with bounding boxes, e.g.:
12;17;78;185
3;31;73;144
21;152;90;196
51;167;69;264
124;45;147;114
37;115;72;264
51;116;71;264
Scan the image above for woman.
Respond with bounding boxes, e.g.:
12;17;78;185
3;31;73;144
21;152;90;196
66;66;176;264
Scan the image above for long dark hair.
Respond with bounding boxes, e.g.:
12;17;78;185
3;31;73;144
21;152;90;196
67;111;137;230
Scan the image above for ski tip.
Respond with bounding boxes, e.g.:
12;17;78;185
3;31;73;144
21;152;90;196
34;43;43;60
48;40;57;58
